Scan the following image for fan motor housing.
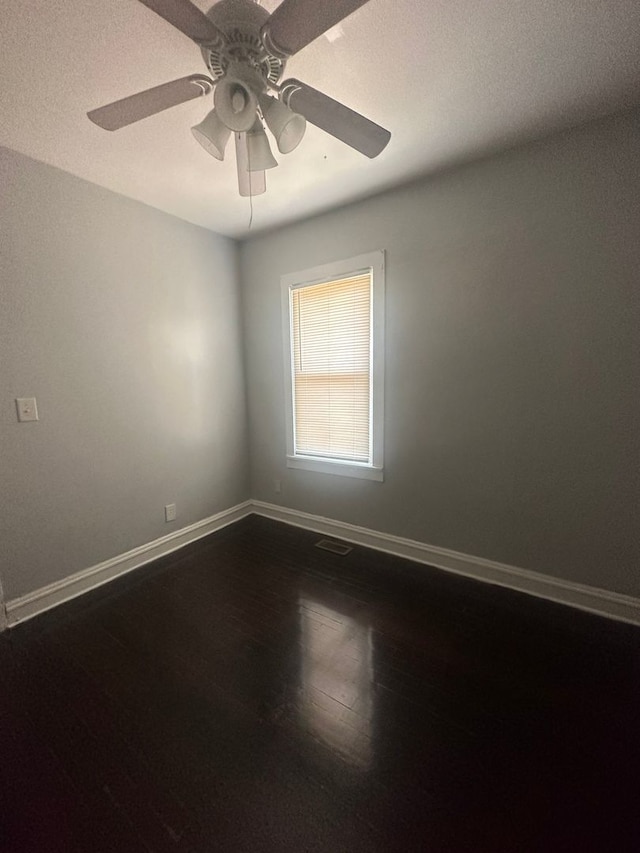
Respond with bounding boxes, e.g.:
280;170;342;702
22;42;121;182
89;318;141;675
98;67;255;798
202;0;285;87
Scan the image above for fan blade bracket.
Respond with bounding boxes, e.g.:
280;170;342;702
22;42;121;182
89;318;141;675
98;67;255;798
260;23;290;60
279;80;302;106
194;33;227;51
189;74;215;96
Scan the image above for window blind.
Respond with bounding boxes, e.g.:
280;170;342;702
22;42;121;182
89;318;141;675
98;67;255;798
291;272;371;463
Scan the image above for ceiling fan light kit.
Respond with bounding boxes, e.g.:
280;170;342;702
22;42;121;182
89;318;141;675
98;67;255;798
88;0;391;197
245;118;278;171
259;94;306;155
191;108;231;160
213;64;261;132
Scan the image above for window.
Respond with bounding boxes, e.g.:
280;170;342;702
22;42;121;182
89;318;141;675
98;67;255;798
282;251;384;480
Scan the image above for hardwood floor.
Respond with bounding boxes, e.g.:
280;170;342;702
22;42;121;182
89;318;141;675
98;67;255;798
1;515;639;852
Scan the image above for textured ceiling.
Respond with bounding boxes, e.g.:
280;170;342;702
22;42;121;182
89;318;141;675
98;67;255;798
1;0;640;237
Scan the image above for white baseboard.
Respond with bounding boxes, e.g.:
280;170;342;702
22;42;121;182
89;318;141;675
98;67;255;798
4;498;639;631
251;501;640;627
5;501;252;628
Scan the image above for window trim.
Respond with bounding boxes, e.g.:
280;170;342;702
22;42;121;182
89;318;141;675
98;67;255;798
281;250;385;481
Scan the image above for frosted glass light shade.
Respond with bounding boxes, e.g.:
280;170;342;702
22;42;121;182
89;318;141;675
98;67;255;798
246;119;278;171
259;94;306;154
214;77;257;132
191;109;231;160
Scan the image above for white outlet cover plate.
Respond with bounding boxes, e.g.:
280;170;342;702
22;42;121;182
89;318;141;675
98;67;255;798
16;397;39;422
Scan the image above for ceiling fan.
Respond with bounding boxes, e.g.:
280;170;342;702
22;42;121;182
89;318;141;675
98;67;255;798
88;0;391;197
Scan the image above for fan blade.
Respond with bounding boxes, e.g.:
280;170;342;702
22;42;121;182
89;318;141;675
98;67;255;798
137;0;225;46
88;75;214;131
235;133;266;197
280;79;390;158
262;0;371;56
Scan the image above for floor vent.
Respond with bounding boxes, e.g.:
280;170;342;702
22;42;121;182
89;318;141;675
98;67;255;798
315;539;353;556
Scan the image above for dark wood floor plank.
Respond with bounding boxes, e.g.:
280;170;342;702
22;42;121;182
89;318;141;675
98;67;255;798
1;514;639;852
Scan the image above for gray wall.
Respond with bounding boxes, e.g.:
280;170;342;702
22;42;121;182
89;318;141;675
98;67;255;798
1;146;248;601
240;109;640;597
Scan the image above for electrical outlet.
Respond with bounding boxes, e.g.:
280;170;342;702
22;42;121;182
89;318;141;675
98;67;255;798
164;503;177;522
274;479;282;494
16;397;39;422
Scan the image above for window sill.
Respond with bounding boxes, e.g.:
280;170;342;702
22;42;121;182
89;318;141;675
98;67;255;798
286;455;384;481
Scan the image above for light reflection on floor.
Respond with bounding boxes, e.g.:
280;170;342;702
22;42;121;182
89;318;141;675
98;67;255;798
298;596;373;769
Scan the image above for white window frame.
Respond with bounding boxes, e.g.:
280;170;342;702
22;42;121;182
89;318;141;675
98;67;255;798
281;250;385;481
